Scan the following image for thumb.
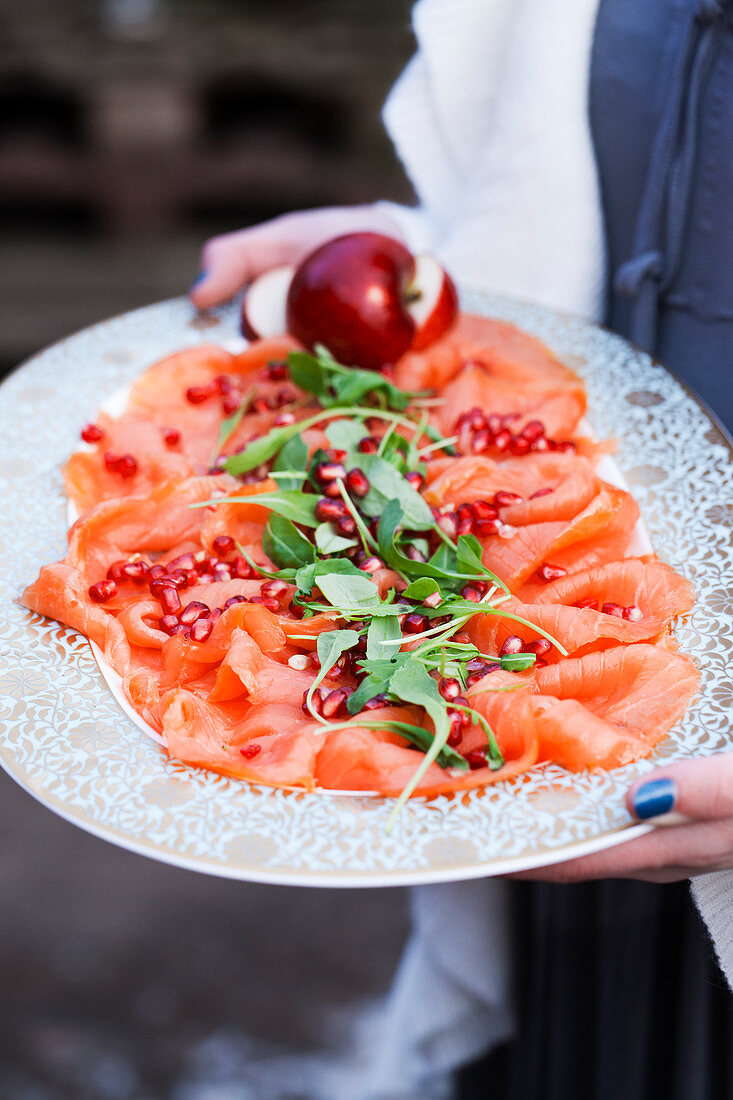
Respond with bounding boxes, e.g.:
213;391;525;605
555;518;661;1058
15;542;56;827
627;753;733;822
189;226;293;309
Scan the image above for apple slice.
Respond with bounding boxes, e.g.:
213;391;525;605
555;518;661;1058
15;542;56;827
406;254;459;351
240;264;294;340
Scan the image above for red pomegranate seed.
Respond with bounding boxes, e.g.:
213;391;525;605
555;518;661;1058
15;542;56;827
320;480;340;498
438;677;461;701
623;605;643;621
106;561;127;583
465;749;487;770
222;394;242;416
493;429;512;452
212;374;232;395
526;638;552;657
336;515;357;536
164;570;189;589
467;667;492;686
361;694;389;711
122;560;148;584
158;613;182;635
179;601;210;626
321;688;353;719
404;471;425;492
346;468;370;497
117;454;138;479
530;437;550;452
447;712;463;747
190;617;215;643
302;687;328;715
461;585;482;602
163;427;181;447
231;556;254;579
158;586;182;614
466;657;488;673
252;396;274;413
574;597;599;611
261;579;289;599
499;635;524;656
357;436;379;454
456;503;475;535
557;440;577;453
403;612;428;634
494;491;523;507
103;451;121;472
316;461;347;483
454;631;472;645
359;556;383;574
484;414;501;435
89;580;117;603
469;429;490;454
274;411;295;426
186;386;211;405
262;361;289;381
537;562;568;582
148;564;166;583
472;499;499;520
182;568;199;588
437;512;458;540
168;553;197;573
212;535;235;557
81;423;104;443
224;595;247;608
601;601;625;618
423;590;442;609
196;556;219;575
453;697;471;726
404;544;426;562
240;743;262;760
197;573;214;585
474;518;500;537
209;608;222;628
520;419;545;442
529;487;554;500
249;596;280;611
315;498;346;522
509;435;532;456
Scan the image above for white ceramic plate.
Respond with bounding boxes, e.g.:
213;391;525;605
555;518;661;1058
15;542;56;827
1;294;731;886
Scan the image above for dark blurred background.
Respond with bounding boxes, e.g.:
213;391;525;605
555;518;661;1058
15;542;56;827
0;0;415;378
0;2;416;1097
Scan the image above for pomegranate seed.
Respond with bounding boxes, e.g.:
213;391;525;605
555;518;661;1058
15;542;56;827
574;597;599;610
240;743;262;760
509;436;532;456
148;564;166;583
196;556;219;575
321;688;353;719
261;579;289;599
190;617;215;643
485;414;502;435
288;600;305;618
251;396;274;413
404;471;425;491
438;677;461;701
249;596;280;611
179;601;210;626
520;419;545;442
527;638;552;657
403;612;428;634
321;480;341;498
346;468;370;497
274;411;296;426
212;374;232;394
423;590;442;609
405;544;426;562
122;560;148;584
474;518;500;537
336;515;357;536
117;454;138;479
456;503;475;535
209;608;222;627
471;429;491;454
359;556;383;574
537;562;568;582
106;561;127;583
315;498;346;522
89;580;117;603
602;602;625;618
182;569;199;588
453;697;471;724
159;614;182;635
164;570;189;589
186;386;211;404
212;535;235;557
103;451;121;472
454;631;472;645
222;394;242;416
499;635;524;656
472;499;499;520
465;750;487;770
437;512;458;540
467;667;494;686
163;427;181;447
494;490;523;507
357;436;379;454
158;586;182;614
461;585;482;602
302;687;328;715
557;440;577;453
623;605;643;621
224;595;247;608
81;423;104;443
168;553;197;573
466;657;489;673
197;573;214;585
275;388;294;406
362;694;390;711
447;713;463;747
315;462;347;483
493;429;512;452
262;361;289;381
530;487;554;500
233;556;258;579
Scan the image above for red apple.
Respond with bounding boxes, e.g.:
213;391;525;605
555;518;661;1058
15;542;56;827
284;233;458;370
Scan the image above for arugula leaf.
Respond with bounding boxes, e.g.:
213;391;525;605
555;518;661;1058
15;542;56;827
455;534;508;594
500;653;536;671
305;629;360;722
366;616;403;660
357;455;434;529
271;435;309;491
402;577;441;602
288;346;426;412
223;422;304;475
262;515;316;569
294;557;363;595
215;387;254;454
316;571;384;610
327;717;467;771
325;418;368;452
314;522;357;554
225;490;319;527
287;351;332;399
377;501;460;586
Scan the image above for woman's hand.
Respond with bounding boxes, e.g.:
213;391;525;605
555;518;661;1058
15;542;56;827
189;205;405;310
512;754;733;883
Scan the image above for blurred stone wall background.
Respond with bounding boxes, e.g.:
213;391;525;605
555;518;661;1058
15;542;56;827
0;0;415;376
0;2;415;1097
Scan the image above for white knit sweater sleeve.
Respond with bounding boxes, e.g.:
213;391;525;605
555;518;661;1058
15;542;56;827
691;873;733;988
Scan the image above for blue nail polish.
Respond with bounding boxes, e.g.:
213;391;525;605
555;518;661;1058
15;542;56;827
190;269;207;291
632;777;676;820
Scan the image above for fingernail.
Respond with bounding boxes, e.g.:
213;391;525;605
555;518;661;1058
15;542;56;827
189;269;208;292
632;777;677;820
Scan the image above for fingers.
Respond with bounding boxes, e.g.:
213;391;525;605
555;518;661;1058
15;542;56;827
190;226;290;309
627;753;733;823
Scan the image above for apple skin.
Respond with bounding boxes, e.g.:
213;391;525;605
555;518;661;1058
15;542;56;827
285;233;418;371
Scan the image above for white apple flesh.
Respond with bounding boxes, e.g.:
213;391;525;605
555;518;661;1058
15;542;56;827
405;253;459;351
240;264;294;341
